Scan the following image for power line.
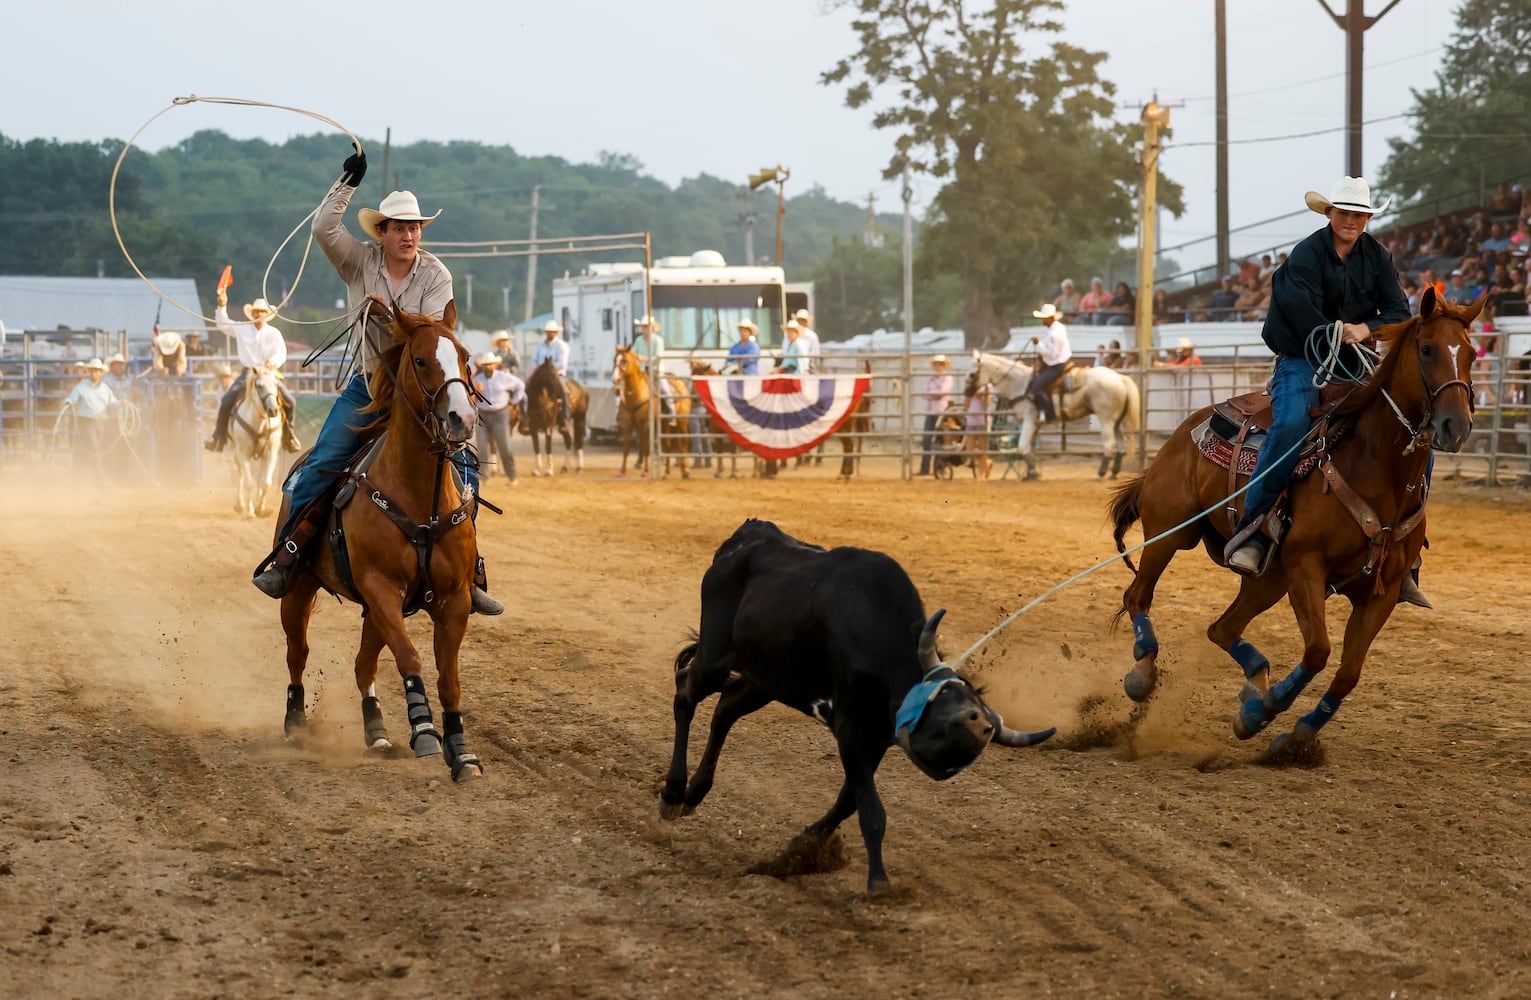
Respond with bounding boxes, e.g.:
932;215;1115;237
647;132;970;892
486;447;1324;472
1166;112;1411;149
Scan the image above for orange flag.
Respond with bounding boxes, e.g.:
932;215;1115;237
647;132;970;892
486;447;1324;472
216;265;233;294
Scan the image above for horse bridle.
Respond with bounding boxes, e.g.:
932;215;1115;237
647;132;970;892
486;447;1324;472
1383;314;1475;454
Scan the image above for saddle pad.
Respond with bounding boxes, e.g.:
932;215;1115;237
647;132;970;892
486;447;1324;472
1191;418;1320;480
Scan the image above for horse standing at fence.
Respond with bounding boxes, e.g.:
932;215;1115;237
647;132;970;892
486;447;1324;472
971;350;1140;480
230;366;284;518
835;360;874;480
518;359;588;476
613;345;692;479
1107;288;1479;752
276;298;485;782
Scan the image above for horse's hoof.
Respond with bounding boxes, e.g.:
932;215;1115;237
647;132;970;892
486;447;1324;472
1122;668;1155;703
658;796;687;821
1233;697;1272;741
450;756;484;782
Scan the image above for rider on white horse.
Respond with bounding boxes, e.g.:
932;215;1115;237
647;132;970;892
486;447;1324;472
207;294;300;454
1027;303;1072;422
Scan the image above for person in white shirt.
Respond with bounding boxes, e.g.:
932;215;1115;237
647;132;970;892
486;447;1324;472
207;293;299;453
1027;303;1072;422
628;316;676;414
792;309;821;373
471;352;525;484
61;357;119;483
531;319;572;423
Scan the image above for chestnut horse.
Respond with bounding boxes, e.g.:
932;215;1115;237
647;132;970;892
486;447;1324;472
612;345;690;479
276;297;485;782
518;360;588;476
1107;288;1479;752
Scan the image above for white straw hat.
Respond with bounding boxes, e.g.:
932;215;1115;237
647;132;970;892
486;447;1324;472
357;190;442;239
1304;176;1392;216
475;352;501;367
1032;303;1062;320
243;298;275;320
82;357;107;371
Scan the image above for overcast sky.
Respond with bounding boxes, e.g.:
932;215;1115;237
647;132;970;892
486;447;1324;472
11;0;1453;276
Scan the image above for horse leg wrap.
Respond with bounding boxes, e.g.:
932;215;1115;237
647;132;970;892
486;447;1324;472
403;676;441;757
284;683;306;738
442;711;482;782
1228;638;1271;681
1131;614;1159;661
1263;664;1316;715
1295;692;1343;738
1097;454;1111;478
1111;452;1125;477
361;696;390;749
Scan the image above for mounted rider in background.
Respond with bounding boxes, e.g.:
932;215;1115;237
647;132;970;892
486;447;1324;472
532;319;573;424
206;294;300;454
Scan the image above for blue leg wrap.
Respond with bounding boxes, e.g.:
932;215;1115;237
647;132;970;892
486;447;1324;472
1131;613;1159;661
1237;695;1274;736
1264;664;1316;714
1297;692;1343;735
1228;638;1270;681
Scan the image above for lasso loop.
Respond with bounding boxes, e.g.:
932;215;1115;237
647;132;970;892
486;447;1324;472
109;95;364;327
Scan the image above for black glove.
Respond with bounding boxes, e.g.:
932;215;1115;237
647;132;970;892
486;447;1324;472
342;146;367;188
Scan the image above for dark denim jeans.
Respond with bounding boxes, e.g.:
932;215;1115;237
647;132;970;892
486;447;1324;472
1241;355;1320;526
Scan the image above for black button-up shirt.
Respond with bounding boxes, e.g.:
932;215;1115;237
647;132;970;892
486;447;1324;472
1261;225;1411;359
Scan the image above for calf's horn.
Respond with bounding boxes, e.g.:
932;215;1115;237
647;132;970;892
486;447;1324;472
984;705;1056;748
918;609;946;671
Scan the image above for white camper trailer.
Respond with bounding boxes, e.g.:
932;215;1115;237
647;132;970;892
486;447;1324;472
551;250;810;436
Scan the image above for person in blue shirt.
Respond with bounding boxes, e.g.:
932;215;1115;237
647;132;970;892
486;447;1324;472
774;320;806;373
1224;176;1428;608
62;358;119;484
727;318;761;375
530;319;572;424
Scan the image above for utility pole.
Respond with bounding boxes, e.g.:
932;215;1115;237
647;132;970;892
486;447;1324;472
381;127;391;197
864;191;878;246
465;272;474;314
1136;99;1171;386
1315;0;1403;175
738;187;757;265
502;286;511;320
523;184;540;323
746;166;791;265
900;160;914;480
1215;0;1230;281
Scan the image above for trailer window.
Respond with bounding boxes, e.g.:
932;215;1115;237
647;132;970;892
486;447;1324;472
650;285;784;350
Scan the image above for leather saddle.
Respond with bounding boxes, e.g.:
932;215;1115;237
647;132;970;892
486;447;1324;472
1190;387;1349;479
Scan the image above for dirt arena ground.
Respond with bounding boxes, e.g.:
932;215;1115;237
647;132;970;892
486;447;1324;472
3;445;1530;999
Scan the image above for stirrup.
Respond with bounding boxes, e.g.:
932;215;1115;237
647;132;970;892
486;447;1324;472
252;561;295;599
1224;524;1272;577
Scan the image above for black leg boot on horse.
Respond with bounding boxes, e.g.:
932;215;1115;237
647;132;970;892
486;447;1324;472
205;383;240;452
279;392;301;454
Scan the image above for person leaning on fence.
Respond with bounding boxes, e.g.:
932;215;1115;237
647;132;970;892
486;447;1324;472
207;294;300;454
1222;175;1430;609
61;358;119;484
916;354;954;476
252;146;502;616
152;329;187;378
775;320;806;373
472;352;525;485
793;309;822;372
1026;303;1071;422
727;318;761;375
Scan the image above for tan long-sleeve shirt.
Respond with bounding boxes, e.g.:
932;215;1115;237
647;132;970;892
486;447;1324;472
312;180;454;374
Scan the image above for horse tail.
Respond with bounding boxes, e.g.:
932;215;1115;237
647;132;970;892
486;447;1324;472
673;632;701;676
1107;473;1144;576
1118;373;1142;434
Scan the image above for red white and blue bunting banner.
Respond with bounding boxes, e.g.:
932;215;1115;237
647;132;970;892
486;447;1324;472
692;374;872;460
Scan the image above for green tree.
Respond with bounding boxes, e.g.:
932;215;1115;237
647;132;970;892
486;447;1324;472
1379;0;1531;219
823;0;1180;348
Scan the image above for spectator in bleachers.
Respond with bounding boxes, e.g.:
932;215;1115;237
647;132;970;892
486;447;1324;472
1401;274;1421;312
1209;275;1239;317
1079;277;1112;325
1419;267;1445;298
1257;254;1277;282
1053;279;1081;321
1482;223;1512;252
1098;339;1130;369
1445;269;1476;306
1488;182;1517;214
1236;278;1270;321
1105;281;1135;326
1152;288;1178;324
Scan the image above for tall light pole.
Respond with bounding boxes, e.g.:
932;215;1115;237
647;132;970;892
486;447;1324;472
1315;0;1403;175
748;165;791;265
1135;98;1171;465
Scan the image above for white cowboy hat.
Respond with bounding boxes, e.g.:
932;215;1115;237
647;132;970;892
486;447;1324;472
736;317;758;332
490;330;511;343
357;190;442;239
82;357;107;371
154;330;183;354
106;353;126;365
243;297;275;320
783;319;801;332
1033;303;1062;320
475;352;501;367
636;315;660;331
542;320;563;334
213;363;234;377
792;308;813;323
1304;176;1392;216
930;354;950;366
1176;336;1195;350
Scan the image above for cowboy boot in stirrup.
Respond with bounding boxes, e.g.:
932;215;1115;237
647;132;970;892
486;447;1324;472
280;399;302;453
471;556;504;616
1397;557;1432;609
252;506;324;598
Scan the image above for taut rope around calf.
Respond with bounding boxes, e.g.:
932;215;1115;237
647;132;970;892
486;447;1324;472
109;95;364;327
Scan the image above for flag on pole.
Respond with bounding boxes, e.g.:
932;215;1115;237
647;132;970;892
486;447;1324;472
692;373;871;460
216;265;233;295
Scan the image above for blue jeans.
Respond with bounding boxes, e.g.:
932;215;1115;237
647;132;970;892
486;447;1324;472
1241;355;1320;527
280;372;478;536
917;414;939;474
